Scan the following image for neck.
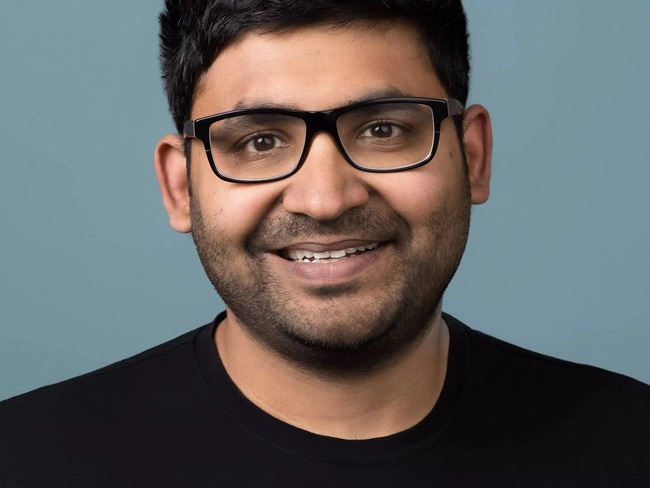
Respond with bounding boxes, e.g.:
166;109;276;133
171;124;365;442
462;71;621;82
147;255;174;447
215;310;450;440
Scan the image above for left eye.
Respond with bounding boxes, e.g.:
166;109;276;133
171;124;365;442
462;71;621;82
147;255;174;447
360;122;402;138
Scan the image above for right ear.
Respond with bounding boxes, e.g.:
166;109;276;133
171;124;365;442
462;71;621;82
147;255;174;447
154;134;192;233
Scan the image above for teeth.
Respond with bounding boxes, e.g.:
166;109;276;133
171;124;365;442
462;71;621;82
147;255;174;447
284;242;379;263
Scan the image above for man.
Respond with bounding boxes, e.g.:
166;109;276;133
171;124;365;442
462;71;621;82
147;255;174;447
1;0;648;486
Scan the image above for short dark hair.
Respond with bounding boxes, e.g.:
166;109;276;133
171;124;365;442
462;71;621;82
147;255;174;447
159;0;470;134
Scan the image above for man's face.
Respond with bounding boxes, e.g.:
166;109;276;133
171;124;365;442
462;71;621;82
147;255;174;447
181;22;488;374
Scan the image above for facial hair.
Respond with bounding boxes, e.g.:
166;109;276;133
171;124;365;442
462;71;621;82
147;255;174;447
191;183;471;378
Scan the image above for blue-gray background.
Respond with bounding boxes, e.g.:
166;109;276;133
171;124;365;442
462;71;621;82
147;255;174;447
1;1;648;400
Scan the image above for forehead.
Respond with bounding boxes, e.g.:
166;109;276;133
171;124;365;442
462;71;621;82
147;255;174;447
192;22;444;117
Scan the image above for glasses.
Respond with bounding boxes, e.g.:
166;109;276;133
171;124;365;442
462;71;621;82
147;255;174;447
183;97;463;183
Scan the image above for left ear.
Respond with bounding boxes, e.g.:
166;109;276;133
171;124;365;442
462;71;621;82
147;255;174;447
461;104;492;204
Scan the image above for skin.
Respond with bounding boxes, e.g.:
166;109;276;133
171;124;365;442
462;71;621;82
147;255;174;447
155;22;492;439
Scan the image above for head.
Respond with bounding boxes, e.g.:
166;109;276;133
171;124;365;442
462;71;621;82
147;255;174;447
154;0;491;377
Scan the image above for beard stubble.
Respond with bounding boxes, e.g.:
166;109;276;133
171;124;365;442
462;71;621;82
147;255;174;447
191;184;470;378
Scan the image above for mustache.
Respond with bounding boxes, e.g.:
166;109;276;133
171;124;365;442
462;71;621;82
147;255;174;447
247;206;411;252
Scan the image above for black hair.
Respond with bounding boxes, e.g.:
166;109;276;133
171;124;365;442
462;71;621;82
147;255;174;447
159;0;470;134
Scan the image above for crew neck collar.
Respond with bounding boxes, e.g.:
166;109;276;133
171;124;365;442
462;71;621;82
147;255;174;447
192;311;471;464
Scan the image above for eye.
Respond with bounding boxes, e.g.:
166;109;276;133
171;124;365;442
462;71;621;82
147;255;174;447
360;122;403;139
242;133;286;153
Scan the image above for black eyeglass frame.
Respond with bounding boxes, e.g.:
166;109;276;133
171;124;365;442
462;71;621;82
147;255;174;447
183;97;464;183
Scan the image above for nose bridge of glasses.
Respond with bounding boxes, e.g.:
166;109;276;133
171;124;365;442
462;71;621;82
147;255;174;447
300;110;349;163
282;110;370;220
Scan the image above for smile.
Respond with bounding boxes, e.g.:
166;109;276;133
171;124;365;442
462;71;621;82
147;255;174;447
281;242;379;263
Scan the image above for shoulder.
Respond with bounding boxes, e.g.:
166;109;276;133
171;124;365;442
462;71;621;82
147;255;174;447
0;322;212;437
0;319;229;485
445;313;650;448
445;312;649;395
471;320;647;399
440;313;650;485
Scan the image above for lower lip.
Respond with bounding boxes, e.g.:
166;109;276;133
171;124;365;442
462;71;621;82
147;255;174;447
266;246;385;284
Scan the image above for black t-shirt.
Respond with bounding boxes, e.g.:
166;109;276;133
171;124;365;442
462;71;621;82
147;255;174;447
1;313;649;487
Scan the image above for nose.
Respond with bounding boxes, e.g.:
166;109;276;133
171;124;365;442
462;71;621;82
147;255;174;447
281;132;370;221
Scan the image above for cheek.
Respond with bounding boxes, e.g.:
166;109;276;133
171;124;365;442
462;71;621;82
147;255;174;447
372;164;465;228
188;150;283;245
193;179;282;242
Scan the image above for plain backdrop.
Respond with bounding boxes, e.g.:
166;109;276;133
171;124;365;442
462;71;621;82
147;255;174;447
1;1;648;400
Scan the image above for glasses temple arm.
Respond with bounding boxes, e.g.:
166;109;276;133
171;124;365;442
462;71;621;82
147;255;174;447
447;99;464;116
183;120;196;138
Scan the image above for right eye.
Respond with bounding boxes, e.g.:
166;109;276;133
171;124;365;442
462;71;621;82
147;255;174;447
241;133;286;153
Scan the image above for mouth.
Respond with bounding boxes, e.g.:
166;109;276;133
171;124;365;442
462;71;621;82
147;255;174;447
278;242;380;263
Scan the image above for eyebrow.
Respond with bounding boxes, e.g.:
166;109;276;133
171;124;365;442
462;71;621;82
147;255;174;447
229;87;415;112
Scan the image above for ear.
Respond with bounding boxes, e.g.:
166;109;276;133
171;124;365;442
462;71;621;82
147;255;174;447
461;104;492;204
154;134;192;233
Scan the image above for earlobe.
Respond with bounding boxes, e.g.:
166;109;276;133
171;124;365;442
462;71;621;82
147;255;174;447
154;134;192;233
462;105;493;205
